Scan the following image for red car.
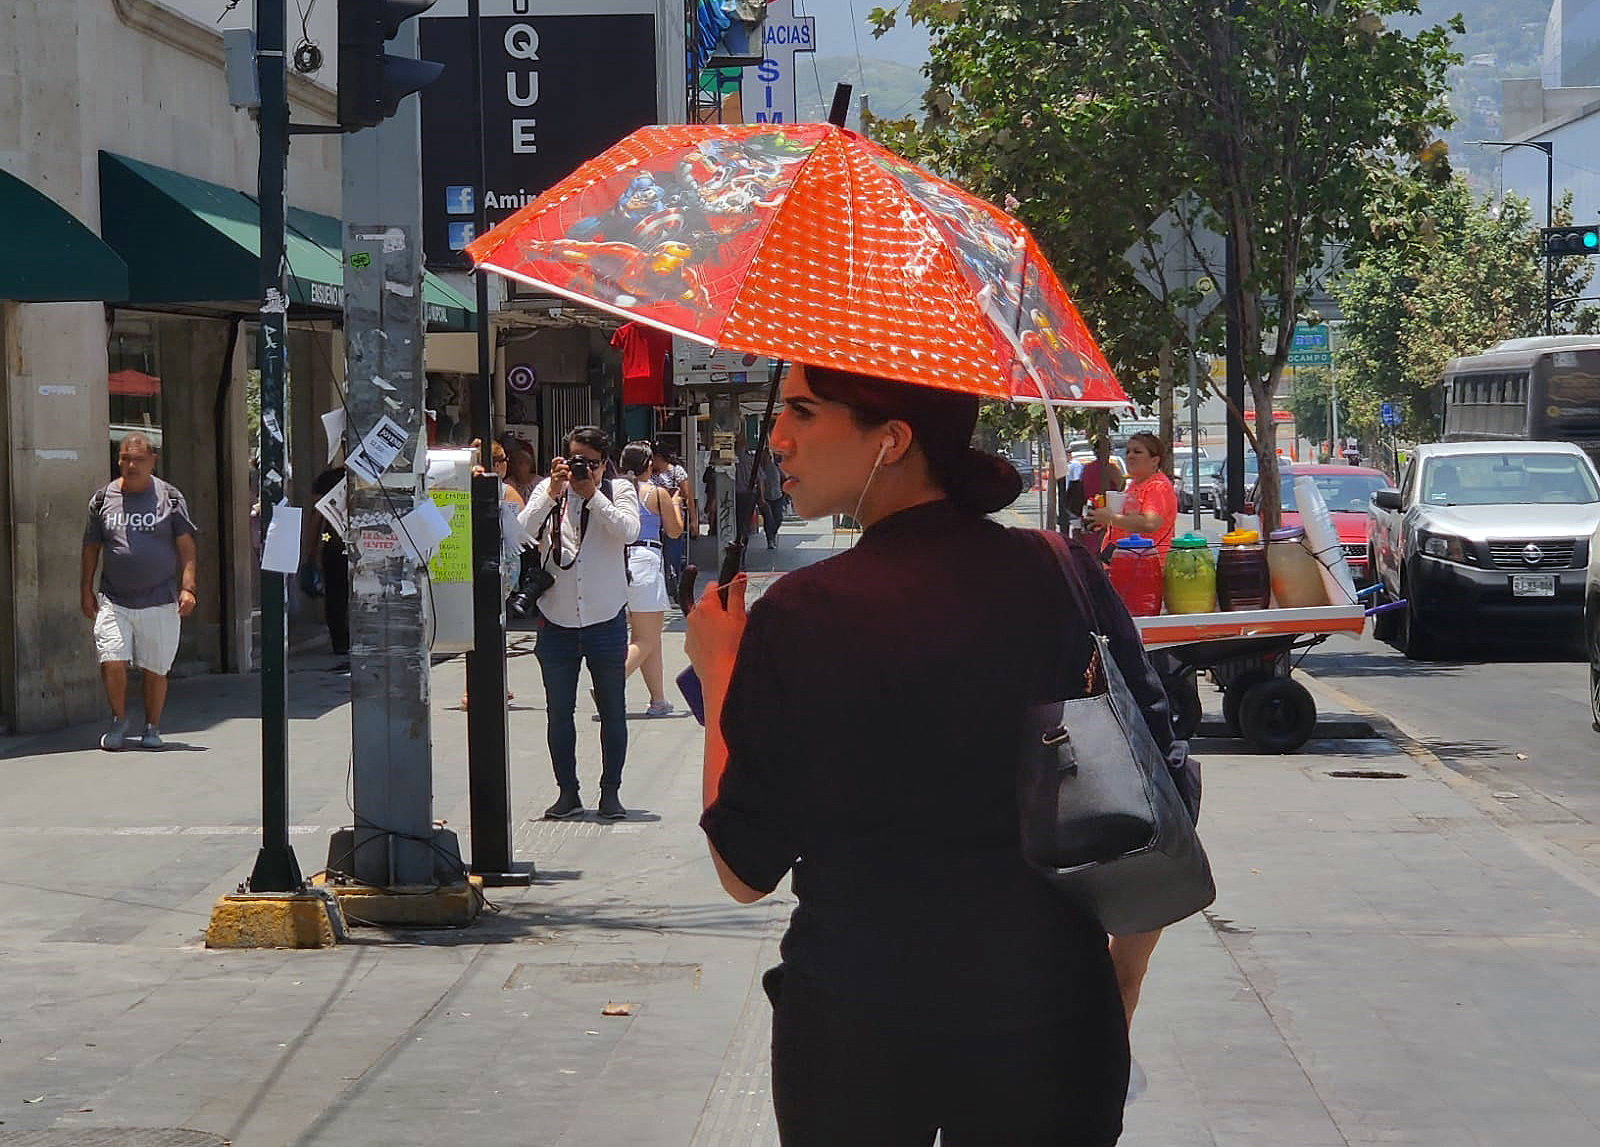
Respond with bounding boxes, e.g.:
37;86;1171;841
1249;463;1392;586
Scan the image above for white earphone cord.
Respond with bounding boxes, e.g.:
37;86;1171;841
834;439;892;554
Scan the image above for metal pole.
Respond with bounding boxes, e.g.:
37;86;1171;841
1329;324;1339;457
341;17;444;889
464;0;521;883
248;0;302;893
1545;142;1555;335
1224;236;1246;519
1187;308;1201;533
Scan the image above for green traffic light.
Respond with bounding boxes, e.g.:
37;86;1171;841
1586;231;1598;250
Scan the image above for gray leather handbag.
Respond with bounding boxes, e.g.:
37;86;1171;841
1018;531;1216;936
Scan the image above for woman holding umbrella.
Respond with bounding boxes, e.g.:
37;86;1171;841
686;362;1175;1145
465;116;1184;1143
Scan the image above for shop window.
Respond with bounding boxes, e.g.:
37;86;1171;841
106;316;164;476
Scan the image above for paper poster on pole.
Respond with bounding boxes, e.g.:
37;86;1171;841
426;489;472;583
313;477;348;540
346;415;410;482
321;407;346;462
397;497;454;562
261;504;303;574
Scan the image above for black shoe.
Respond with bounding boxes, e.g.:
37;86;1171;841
543;790;584;819
598;789;627;820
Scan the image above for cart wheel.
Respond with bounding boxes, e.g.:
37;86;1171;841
1239;678;1318;753
1163;671;1203;741
1221;672;1273;736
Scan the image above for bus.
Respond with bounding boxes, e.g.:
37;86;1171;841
1442;336;1600;468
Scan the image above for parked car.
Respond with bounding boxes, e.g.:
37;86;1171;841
1212;452;1261;517
1588;518;1600;731
1248;464;1390;587
1367;441;1600;659
1176;456;1223;513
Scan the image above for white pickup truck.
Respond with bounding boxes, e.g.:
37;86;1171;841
1368;440;1600;659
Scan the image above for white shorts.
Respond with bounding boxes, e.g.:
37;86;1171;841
94;596;181;674
626;545;670;613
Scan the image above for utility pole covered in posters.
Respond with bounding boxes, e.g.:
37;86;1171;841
338;14;462;890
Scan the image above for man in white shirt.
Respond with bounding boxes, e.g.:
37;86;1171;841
518;426;641;820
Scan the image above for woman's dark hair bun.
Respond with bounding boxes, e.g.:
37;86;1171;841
934;448;1024;515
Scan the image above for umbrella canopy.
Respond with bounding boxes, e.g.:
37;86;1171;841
467;122;1130;409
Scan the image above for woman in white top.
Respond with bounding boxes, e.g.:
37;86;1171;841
620;442;684;716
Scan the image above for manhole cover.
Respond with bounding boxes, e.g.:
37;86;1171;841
1326;769;1409;779
0;1132;227;1147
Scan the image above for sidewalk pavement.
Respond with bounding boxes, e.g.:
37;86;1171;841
2;512;1598;1145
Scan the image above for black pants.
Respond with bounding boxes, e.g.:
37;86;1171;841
321;542;349;655
764;966;1127;1147
759;497;784;545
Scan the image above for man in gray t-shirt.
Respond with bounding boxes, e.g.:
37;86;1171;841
80;432;197;750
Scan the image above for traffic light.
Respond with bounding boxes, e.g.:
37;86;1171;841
338;0;443;131
1540;225;1600;257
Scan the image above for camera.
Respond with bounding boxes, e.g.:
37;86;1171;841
568;457;592;481
507;566;556;619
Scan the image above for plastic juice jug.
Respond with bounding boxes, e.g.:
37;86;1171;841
1267;526;1328;608
1163;533;1217;614
1216;529;1270;611
1108;535;1163;617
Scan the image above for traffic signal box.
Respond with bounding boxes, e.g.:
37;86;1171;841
1540;225;1600;257
338;0;444;131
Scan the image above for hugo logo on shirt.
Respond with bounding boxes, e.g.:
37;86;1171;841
106;508;167;531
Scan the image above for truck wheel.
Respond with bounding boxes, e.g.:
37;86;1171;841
1239;678;1318;753
1162;670;1203;741
1222;671;1273;735
1590;617;1600;734
1397;587;1437;661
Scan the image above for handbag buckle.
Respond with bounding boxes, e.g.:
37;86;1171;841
1042;726;1080;774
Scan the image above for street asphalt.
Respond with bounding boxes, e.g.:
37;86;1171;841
1;510;1597;1146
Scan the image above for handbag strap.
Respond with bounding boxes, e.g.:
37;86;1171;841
1033;529;1105;637
1032;529;1112;696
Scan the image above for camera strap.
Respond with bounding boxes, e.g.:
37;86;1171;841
547;492;596;572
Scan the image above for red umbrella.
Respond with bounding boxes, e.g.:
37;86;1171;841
467;122;1130;410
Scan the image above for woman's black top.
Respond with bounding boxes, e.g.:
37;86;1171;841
701;498;1175;1029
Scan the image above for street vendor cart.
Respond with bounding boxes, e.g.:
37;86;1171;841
1136;603;1368;753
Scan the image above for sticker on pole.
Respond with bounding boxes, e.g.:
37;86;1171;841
347;415;410;483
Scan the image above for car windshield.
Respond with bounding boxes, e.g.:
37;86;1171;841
1281;473;1389;513
1420;453;1600;506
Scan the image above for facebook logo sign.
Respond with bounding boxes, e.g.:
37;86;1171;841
447;221;477;251
445;185;474;215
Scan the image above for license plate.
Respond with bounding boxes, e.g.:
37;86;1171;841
1512;574;1555;597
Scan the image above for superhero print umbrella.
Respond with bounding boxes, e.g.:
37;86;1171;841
465;121;1131;411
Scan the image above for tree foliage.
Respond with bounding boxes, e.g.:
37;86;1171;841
1335;181;1598;440
870;0;1461;527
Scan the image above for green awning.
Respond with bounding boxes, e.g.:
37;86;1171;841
0;167;128;302
98;152;474;332
281;204;475;333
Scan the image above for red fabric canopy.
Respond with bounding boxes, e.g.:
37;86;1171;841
108;369;161;397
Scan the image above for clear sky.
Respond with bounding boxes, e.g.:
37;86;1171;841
793;0;932;67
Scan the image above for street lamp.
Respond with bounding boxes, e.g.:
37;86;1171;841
1477;139;1555;335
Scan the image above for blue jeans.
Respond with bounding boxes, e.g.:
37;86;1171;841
534;609;628;793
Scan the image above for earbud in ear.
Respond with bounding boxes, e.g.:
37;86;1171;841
880;436;894;456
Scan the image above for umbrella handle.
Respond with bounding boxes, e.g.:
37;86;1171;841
716;541;746;607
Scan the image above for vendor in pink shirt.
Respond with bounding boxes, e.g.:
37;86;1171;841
1088;431;1178;560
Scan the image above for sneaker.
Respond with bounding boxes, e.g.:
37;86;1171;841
139;725;163;750
598;789;627;820
644;700;673;717
543;790;584;820
99;717;128;751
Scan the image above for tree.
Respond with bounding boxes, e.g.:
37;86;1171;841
870;0;1460;528
1335;180;1598;440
